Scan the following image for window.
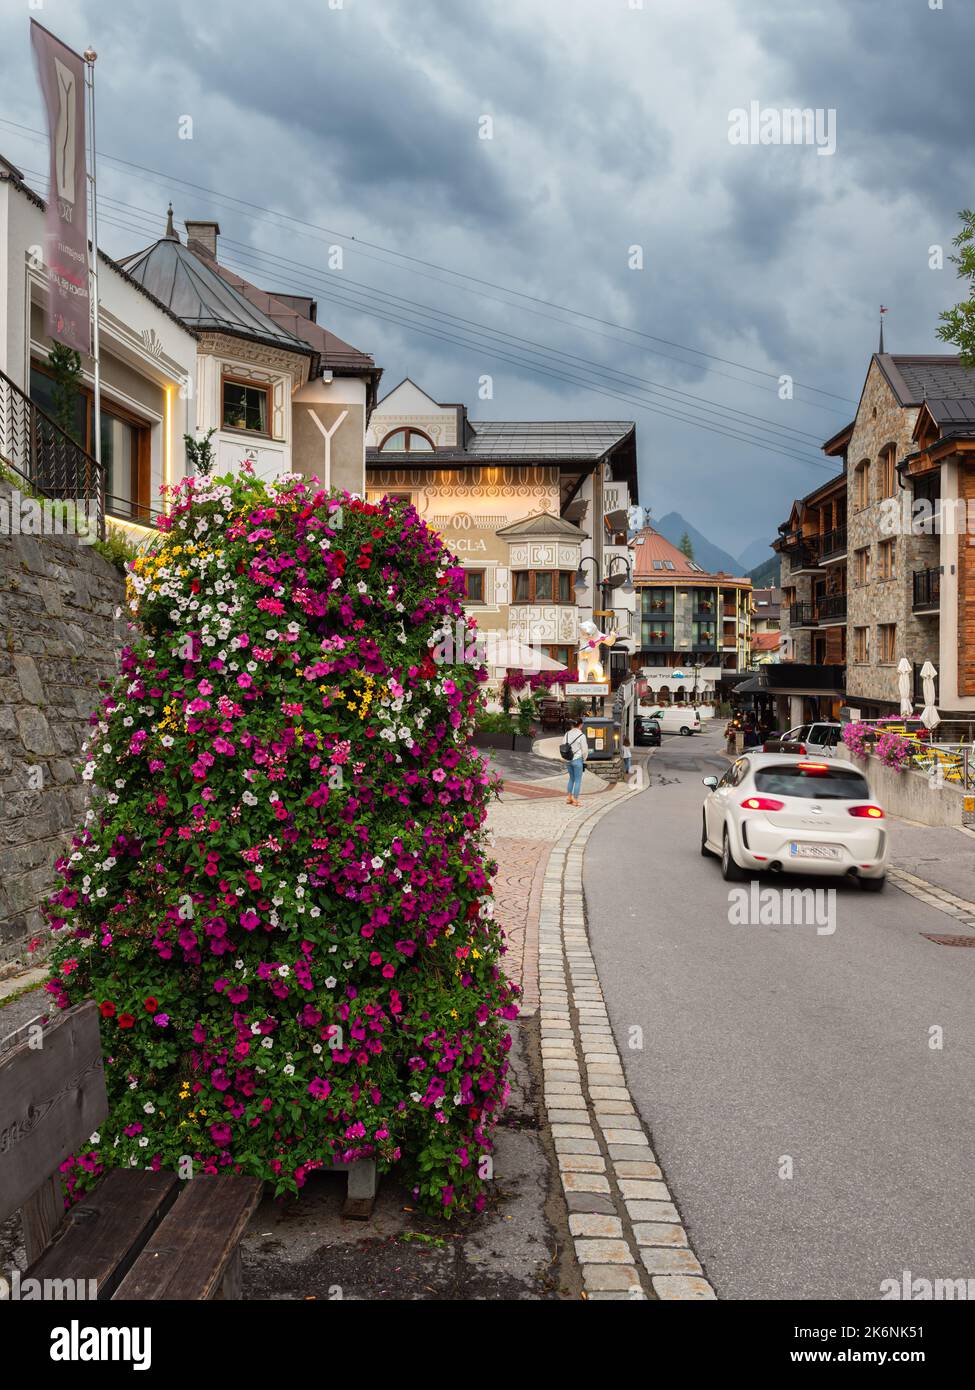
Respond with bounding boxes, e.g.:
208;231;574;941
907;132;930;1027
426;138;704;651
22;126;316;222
223;379;269;434
854;460;871;509
755;765;871;800
878;538;896;580
878;623;896;664
854;626;870;663
881;447;897;499
545;645;572;667
511;571;575;604
378;428;435;453
463;569;485;603
854;546;871;586
30;362;151;522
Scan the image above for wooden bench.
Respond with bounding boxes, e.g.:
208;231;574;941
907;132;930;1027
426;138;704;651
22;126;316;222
0;999;262;1300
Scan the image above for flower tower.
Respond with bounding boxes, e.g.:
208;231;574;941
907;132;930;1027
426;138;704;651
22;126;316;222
46;473;517;1213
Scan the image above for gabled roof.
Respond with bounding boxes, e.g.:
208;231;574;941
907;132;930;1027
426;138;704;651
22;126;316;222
495;511;588;540
875;354;975;406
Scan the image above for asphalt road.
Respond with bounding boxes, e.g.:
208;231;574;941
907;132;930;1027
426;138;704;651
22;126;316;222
585;725;975;1300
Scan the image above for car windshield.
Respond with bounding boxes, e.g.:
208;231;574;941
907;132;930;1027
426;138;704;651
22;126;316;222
754;765;872;800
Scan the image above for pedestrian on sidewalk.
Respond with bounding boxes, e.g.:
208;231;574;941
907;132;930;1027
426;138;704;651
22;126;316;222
564;717;589;805
621;727;632;778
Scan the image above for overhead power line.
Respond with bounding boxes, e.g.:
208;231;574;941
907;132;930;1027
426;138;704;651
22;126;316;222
0;115;856;413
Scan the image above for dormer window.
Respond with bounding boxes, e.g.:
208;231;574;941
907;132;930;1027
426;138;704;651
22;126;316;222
379;427;435;453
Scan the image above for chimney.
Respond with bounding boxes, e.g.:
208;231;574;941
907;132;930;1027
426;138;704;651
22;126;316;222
185;219;221;259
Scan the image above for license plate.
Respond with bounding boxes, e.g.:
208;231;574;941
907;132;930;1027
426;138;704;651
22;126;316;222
789;842;842;860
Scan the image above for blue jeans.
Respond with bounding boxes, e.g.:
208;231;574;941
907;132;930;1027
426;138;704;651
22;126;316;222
567;757;584;798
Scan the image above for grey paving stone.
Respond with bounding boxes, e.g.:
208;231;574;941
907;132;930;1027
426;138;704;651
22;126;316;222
574;1239;633;1265
554;1137;601;1156
569;1213;623;1239
640;1248;704;1276
651;1275;716;1300
633;1222;689;1248
559;1153;606;1174
608;1143;657;1163
562;1171;611;1194
613;1160;663;1180
625;1199;680;1223
619;1179;671;1201
565;1191;617;1217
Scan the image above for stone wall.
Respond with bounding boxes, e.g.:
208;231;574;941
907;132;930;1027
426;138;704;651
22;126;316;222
848;749;966;829
0;483;125;962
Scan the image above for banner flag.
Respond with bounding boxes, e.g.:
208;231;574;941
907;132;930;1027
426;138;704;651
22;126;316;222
30;19;91;355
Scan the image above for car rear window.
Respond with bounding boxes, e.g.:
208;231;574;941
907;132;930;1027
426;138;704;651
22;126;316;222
754;765;872;800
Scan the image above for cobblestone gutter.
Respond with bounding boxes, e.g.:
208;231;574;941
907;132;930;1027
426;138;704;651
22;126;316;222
538;789;717;1301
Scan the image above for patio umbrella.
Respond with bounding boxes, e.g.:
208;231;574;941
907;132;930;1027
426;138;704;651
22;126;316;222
897;657;913;718
920;661;940;731
484;635;567;674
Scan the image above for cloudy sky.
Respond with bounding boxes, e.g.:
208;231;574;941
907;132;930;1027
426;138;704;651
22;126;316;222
2;0;973;560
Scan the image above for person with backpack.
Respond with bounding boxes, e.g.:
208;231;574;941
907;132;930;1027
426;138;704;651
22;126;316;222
561;717;589;806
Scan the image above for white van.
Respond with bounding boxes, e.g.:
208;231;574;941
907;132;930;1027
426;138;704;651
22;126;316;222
639;705;701;736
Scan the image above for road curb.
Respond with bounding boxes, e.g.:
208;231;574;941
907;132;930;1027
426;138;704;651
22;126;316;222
538;780;717;1301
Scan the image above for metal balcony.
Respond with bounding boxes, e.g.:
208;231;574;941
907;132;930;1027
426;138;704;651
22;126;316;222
0;368;104;539
819;523;847;563
912;567;942;614
788;600;817;627
816;593;847;624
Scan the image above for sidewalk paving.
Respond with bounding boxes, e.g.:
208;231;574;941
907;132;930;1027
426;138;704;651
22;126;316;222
885;818;975;904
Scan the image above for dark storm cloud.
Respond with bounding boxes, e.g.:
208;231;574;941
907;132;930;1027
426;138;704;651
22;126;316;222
1;0;973;552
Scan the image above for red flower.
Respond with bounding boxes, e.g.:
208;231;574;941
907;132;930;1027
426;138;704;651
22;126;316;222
99;1001;116;1018
144;997;158;1013
117;1013;135;1029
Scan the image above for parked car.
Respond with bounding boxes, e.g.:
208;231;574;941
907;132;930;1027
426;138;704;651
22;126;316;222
763;722;842;757
640;706;702;736
700;752;887;889
634;715;662;747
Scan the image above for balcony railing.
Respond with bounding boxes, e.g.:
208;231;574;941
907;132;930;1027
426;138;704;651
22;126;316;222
0;368;104;539
817;593;847;623
819;524;847;561
788;600;817;627
779;533;823;571
912;567;942;613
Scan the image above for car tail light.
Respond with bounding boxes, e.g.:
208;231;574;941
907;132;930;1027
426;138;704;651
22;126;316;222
796;744;807;754
741;796;785;811
798;762;830;773
848;805;885;819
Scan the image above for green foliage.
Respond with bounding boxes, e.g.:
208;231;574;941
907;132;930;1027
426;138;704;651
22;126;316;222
92;527;142;574
678;532;694;561
48;343;84;443
937;209;975;368
184;428;217;477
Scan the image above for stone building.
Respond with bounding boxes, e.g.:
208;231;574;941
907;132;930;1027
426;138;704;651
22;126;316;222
772;352;975;724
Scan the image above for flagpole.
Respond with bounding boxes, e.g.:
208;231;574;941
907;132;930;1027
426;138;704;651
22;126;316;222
83;46;103;533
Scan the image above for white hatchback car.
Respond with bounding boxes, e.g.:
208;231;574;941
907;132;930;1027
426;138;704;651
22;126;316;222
701;752;888;890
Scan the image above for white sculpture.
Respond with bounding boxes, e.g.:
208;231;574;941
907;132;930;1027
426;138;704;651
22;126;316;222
577;618;618;682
